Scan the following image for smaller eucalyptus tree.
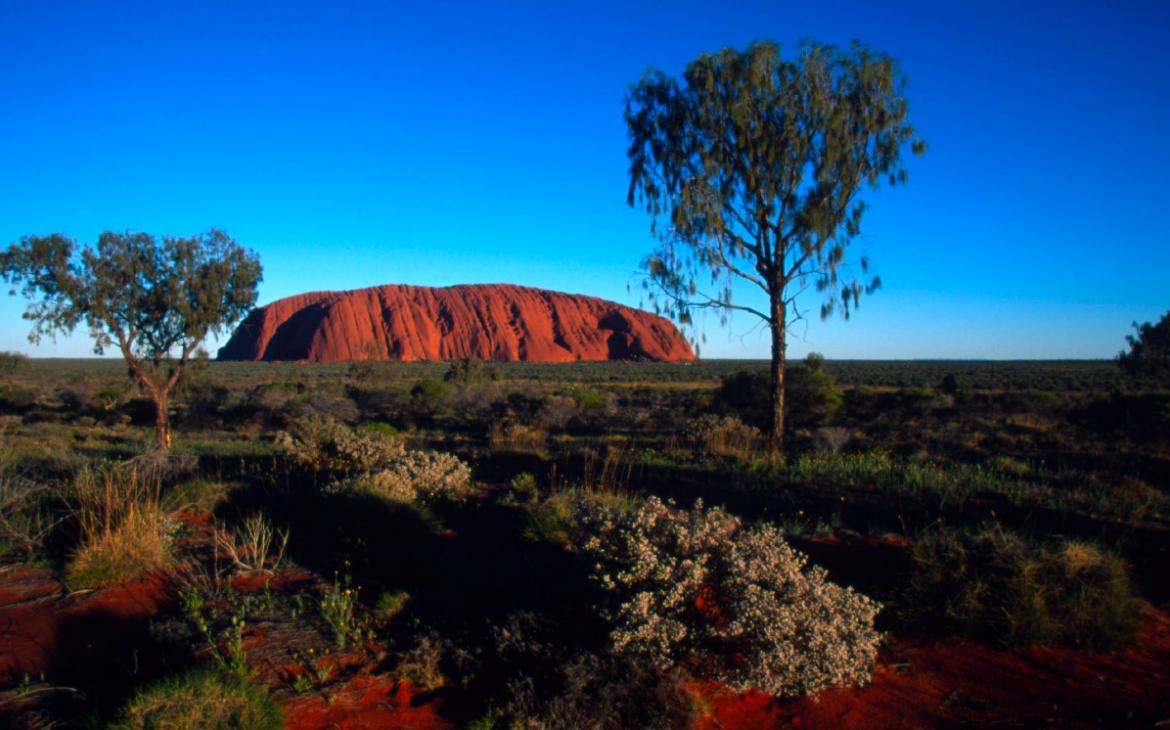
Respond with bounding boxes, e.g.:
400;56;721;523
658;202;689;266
626;40;924;451
1;229;262;448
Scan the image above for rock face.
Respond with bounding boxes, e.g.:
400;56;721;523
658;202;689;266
217;284;695;363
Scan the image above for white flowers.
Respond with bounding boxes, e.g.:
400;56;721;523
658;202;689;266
336;449;472;503
578;496;881;698
276;414;472;503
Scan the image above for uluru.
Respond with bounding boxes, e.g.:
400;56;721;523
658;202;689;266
216;283;695;363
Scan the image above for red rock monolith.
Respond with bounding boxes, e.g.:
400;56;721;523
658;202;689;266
216;284;695;363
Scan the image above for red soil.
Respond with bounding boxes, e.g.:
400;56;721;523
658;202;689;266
281;676;454;730
694;604;1170;729
0;566;173;685
216;283;695;363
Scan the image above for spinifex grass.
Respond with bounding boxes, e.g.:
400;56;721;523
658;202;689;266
67;462;175;590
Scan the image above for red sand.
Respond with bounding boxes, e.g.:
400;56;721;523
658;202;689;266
216;283;695;363
5;559;1168;729
0;567;173;685
694;605;1170;729
281;676;454;730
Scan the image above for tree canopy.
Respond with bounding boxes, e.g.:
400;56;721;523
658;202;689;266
1;228;262;447
1119;311;1170;383
626;40;923;449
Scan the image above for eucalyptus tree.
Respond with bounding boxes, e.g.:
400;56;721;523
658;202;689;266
626;40;924;450
1;229;261;448
1119;311;1170;383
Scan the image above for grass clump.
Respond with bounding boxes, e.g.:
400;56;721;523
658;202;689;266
110;669;283;730
898;527;1142;649
67;463;176;590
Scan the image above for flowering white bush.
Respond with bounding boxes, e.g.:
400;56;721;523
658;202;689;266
579;496;881;697
274;414;404;474
277;414;472;503
336;450;473;503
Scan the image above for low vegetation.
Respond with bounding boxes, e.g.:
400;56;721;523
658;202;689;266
579;496;882;697
67;463;176;590
110;670;282;730
898;527;1142;649
0;357;1166;727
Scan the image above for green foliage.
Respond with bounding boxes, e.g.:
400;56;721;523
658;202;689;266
715;361;841;433
0;229;261;448
0;350;29;379
444;357;494;384
626;40;923;446
785;356;843;429
320;570;369;650
1118;311;1170;383
411;377;451;412
110;669;283;730
898;528;1142;650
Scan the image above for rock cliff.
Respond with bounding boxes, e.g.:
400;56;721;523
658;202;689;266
216;284;695;363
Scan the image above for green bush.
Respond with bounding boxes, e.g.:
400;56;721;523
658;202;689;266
0;351;29;379
897;528;1142;649
444;357;495;384
715;355;842;432
410;377;451;416
110;670;283;730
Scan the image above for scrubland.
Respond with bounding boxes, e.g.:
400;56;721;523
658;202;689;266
1;357;1168;728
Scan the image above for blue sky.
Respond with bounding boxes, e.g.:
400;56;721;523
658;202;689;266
1;0;1167;359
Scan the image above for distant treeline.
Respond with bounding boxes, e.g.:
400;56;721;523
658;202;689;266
11;358;1130;392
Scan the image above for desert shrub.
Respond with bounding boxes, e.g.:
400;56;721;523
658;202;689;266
785;355;843;429
898;527;1142;649
715;356;842;432
488;421;549;453
110;669;283;730
486;650;695;730
506;472;540;504
0;469;58;561
538;651;696;730
812;426;852;454
165;478;236;515
335;449;473;503
0;350;29;379
555;386;609;412
0;382;38;411
681;414;761;459
537;395;579;431
279;414;472;503
1118;310;1170;383
578;496;881;697
445;357;495;384
215;513;289;574
274;413;404;475
67;463;177;590
410;377;451;413
357;420;398;438
129;447;200;487
714;370;769;428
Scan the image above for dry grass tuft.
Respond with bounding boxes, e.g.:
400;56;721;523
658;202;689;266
67;464;175;590
111;669;282;730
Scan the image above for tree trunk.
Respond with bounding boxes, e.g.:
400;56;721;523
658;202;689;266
152;389;171;450
768;294;786;453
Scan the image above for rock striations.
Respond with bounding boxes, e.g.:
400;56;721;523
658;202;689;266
217;284;695;363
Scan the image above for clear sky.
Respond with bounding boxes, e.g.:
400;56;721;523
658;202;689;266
1;0;1167;359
